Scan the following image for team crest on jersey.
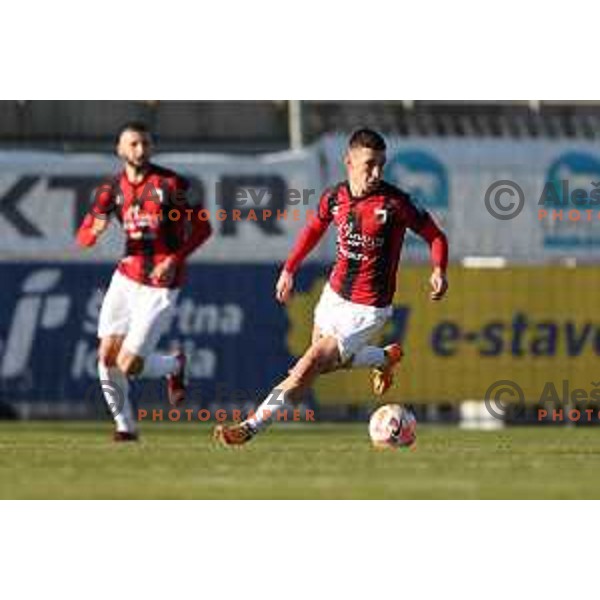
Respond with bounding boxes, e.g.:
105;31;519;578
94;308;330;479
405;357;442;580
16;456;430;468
374;208;388;224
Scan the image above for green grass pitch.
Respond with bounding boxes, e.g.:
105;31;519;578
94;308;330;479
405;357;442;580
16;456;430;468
1;422;599;499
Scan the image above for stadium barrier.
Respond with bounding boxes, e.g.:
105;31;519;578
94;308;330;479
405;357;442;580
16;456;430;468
3;138;600;264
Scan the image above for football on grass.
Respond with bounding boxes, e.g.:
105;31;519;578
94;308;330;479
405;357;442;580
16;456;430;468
369;404;416;449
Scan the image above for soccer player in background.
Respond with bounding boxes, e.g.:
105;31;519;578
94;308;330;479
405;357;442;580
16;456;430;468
76;122;212;441
215;128;448;445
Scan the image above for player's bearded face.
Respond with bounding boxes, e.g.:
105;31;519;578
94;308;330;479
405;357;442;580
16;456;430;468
117;130;152;170
345;147;386;196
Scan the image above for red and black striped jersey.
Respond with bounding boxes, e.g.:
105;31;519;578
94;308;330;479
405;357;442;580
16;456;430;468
285;180;447;307
91;163;211;288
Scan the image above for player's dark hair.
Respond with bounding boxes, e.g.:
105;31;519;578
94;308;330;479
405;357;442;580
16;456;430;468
115;121;151;144
348;128;386;151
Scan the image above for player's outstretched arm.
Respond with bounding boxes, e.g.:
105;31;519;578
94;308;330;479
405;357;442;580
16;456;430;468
275;188;335;304
276;216;330;304
417;217;449;301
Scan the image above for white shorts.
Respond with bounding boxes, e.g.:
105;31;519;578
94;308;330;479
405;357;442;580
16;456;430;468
313;284;392;363
97;270;179;357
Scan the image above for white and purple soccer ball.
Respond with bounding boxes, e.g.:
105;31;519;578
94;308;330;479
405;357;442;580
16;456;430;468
369;404;416;449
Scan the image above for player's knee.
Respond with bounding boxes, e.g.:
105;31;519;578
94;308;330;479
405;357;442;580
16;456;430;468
98;345;117;368
98;351;115;368
311;326;323;346
116;353;144;377
314;336;341;368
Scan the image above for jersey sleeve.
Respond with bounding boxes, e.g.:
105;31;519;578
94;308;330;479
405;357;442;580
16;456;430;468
402;194;430;234
283;188;335;274
89;179;119;218
403;195;448;271
75;178;118;247
315;188;336;226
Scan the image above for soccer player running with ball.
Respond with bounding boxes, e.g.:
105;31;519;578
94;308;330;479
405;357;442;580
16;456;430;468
215;128;448;446
76;122;212;441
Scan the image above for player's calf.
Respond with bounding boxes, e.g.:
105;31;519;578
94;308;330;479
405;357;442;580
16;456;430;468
116;351;144;377
166;351;186;407
97;336;137;439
